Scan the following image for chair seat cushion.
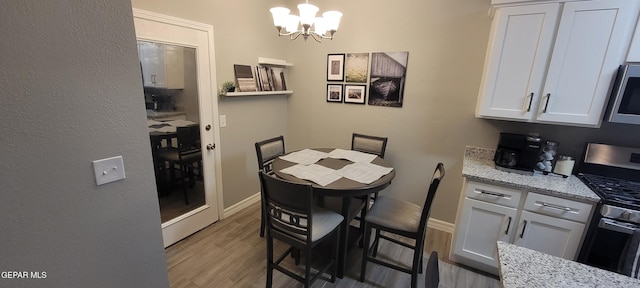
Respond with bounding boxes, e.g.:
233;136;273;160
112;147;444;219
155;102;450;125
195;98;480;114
309;207;344;242
365;196;421;233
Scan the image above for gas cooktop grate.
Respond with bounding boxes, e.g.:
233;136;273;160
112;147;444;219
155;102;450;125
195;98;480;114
579;173;640;206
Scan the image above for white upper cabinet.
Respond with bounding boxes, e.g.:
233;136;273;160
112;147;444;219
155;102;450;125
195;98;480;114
138;41;185;89
477;3;559;121
477;0;640;127
627;17;640;62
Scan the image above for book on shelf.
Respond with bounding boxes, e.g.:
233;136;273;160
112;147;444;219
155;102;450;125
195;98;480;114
233;64;258;92
270;67;287;91
256;66;272;91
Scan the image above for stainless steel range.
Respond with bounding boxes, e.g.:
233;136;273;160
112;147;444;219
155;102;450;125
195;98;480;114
577;143;640;277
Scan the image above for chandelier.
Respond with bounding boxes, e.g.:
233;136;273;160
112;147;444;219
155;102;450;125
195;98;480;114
269;1;343;43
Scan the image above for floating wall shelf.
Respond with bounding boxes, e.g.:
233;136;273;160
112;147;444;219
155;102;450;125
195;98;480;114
225;90;293;97
258;57;293;67
223;57;292;97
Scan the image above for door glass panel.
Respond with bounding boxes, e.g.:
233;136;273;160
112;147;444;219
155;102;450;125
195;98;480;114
140;41;205;223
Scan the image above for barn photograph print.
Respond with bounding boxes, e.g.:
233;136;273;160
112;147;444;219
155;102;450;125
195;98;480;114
368;51;409;107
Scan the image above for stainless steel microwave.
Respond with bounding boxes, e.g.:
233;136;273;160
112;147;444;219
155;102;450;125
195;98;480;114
606;64;640;124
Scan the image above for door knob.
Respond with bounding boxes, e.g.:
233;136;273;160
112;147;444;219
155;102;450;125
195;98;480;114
206;144;215;150
205;124;211;131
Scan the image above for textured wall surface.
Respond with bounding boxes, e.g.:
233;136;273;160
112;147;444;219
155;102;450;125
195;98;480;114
0;1;169;287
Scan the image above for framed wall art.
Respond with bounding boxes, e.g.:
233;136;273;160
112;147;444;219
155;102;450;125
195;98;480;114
368;51;409;107
327;54;345;81
344;85;366;104
326;84;343;103
345;53;369;83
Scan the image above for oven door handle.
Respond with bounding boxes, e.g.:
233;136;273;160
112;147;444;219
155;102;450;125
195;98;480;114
598;218;638;235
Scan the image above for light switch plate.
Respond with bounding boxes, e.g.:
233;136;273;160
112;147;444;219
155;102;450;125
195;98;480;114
220;115;227;127
92;156;126;186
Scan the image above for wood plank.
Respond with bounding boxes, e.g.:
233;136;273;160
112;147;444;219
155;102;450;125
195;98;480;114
165;201;500;287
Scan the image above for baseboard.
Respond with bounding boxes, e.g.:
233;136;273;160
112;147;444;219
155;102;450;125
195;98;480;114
427;218;455;234
223;192;260;218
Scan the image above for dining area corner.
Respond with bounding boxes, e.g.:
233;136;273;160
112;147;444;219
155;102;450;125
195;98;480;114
252;136;449;288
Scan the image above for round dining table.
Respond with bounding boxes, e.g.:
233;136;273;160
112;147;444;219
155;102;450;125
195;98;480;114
272;148;396;278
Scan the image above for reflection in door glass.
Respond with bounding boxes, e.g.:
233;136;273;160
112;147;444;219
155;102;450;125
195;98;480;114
140;41;204;223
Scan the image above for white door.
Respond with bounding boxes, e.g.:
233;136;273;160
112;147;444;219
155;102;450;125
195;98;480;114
476;3;559;121
513;211;585;260
452;198;518;269
536;0;639;125
134;9;224;247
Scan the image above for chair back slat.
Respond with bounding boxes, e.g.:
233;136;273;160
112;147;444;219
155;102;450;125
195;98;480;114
255;136;285;174
259;171;313;243
352;133;388;158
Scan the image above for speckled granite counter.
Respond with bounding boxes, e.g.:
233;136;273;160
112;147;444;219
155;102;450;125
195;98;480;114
463;146;600;203
497;241;640;287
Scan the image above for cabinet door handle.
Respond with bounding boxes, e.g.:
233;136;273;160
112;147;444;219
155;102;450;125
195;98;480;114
542;93;551;113
520;220;528;238
526;93;534;112
539;201;572;212
505;216;512;235
478;190;506;198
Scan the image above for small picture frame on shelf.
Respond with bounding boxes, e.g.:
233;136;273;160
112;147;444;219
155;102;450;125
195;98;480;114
344;85;366;104
326;84;343;103
327;54;345;81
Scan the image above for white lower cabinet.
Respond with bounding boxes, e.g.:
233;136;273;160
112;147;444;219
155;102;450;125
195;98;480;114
513;210;585;260
451;180;593;275
453;198;518;270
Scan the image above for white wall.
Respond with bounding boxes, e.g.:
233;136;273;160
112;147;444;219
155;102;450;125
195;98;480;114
0;1;169;287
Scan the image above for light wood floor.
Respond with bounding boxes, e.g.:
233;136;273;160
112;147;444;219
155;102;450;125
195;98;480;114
165;202;500;288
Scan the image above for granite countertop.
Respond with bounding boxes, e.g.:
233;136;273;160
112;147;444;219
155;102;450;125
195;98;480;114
497;241;640;287
463;146;600;203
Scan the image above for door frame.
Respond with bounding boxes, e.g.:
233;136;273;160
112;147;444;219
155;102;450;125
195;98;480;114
133;8;224;247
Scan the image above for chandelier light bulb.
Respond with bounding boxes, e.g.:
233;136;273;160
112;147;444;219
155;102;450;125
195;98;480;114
322;11;343;31
269;1;342;42
269;7;290;28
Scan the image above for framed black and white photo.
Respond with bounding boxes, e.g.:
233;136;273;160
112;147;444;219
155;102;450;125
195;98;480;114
368;51;409;107
326;84;343;103
327;54;345;81
345;53;369;83
344;85;366;104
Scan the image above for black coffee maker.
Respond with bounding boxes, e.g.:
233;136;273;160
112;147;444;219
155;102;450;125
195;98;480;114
494;133;543;175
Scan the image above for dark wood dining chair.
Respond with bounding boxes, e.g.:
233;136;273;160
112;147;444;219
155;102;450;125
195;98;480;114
255;135;285;237
360;162;445;288
351;133;388;158
158;124;202;205
259;171;343;288
351;132;389;242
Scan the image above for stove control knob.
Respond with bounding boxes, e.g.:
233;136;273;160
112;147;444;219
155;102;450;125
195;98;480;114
622;211;638;222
